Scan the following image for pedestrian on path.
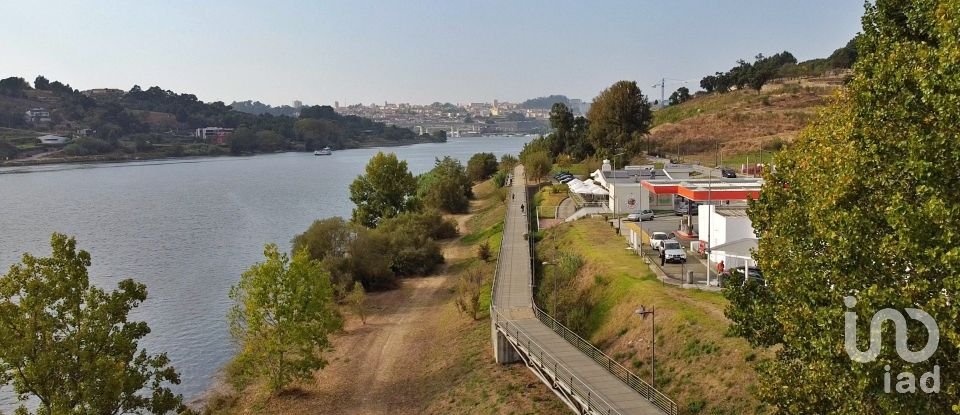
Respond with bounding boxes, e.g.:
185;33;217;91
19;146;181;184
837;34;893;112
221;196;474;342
659;249;665;266
512;193;515;200
520;204;525;213
717;260;725;275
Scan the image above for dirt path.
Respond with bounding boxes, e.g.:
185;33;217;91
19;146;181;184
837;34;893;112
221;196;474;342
261;214;474;415
301;274;452;415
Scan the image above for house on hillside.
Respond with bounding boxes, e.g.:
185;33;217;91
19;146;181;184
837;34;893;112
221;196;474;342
37;135;70;145
24;108;52;124
195;127;233;145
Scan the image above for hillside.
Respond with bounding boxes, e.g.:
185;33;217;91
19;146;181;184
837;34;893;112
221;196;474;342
0;76;437;165
649;81;841;166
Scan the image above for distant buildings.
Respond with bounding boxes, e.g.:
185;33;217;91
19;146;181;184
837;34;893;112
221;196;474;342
293;100;302;109
24;108;51;124
195;127;233;145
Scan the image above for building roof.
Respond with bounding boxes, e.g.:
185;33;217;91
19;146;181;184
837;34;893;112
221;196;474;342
710;238;759;259
640;178;764;202
715;208;749;217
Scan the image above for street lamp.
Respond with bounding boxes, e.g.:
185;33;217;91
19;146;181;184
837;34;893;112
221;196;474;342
612;151;625;235
634;305;657;388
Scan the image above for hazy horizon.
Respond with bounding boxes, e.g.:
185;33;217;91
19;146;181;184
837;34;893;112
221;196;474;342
1;1;863;107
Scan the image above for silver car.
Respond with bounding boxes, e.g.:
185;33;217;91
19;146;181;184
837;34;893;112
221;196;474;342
626;209;655;222
662;240;687;263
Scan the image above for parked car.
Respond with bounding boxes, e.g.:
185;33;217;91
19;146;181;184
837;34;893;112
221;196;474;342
626;209;655;222
662;240;687;263
650;232;669;250
721;168;737;178
675;203;699;216
559;176;574;184
730;267;764;282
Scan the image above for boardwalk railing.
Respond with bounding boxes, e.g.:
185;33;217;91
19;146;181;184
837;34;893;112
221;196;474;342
493;308;623;415
491;170;678;415
532;306;679;415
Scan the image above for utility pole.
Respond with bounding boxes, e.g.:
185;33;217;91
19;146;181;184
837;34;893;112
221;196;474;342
635;305;657;388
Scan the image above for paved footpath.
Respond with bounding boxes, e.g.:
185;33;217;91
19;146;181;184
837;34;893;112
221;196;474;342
493;165;665;415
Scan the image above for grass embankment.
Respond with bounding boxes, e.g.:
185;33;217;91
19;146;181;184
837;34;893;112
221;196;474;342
538;218;769;415
202;177;568;415
651;85;836;166
532;184;568;219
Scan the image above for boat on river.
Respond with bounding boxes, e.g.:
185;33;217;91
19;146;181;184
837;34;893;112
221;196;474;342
314;147;332;156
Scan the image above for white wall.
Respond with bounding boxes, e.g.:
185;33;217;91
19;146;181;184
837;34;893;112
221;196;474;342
699;205;758;269
609;183;646;213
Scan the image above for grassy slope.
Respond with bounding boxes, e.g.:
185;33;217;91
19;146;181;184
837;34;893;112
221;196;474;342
651;84;838;166
539;218;770;415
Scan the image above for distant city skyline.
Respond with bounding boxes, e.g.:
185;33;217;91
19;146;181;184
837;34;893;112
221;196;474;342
1;1;864;107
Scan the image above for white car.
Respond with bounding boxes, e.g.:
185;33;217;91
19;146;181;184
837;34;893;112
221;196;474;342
650;232;669;250
626;209;655;222
662;240;687;263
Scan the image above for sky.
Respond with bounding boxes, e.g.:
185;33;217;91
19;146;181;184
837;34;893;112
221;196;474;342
0;1;864;106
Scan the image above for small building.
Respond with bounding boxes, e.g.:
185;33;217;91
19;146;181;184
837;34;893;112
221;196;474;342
24;108;52;124
592;160;702;213
195;127;234;145
37;135;70;145
697;206;759;284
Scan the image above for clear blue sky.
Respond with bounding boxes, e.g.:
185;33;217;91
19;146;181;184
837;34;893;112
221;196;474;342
1;1;864;106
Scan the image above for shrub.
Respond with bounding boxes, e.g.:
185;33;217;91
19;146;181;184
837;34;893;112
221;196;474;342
466;152;498;182
477;241;492;261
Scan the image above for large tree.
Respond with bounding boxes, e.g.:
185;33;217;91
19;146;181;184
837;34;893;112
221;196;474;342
586;81;652;157
0;234;184;414
228;245;341;392
418;156;472;214
728;2;960;413
466;152;499;182
349;151;419;227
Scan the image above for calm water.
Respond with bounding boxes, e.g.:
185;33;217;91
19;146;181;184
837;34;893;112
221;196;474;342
0;135;531;407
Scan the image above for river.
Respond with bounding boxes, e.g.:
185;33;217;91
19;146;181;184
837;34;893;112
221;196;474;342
0;135;532;408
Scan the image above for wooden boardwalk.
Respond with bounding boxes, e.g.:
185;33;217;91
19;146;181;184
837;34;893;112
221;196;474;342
491;166;674;415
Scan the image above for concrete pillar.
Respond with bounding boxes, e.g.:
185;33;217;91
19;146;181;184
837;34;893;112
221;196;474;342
491;320;520;364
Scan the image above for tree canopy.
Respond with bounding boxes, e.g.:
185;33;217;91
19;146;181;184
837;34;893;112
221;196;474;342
466;152;499;182
418;156;472;213
727;2;960;413
228;244;341;392
349;152;419;227
0;234;184;414
586;80;652;157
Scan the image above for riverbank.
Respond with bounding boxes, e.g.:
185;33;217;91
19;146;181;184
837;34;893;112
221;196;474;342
0;137;447;168
199;179;569;414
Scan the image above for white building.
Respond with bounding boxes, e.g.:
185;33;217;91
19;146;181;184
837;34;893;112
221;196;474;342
24;108;51;124
194;127;234;143
697;206;758;271
592;161;698;213
37;135;70;145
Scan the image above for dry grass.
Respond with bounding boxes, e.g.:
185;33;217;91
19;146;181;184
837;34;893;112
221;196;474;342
540;218;771;415
650;83;839;167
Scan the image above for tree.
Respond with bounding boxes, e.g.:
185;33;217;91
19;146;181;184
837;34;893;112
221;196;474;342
668;87;691;106
0;234;184;414
255;130;285;152
499;154;519;172
228;245;341;393
727;2;960;413
349;152;419;227
466;152;498;182
586;81;652;157
34;75;50;90
477;241;492;261
0;77;30;97
347;281;367;325
523;150;552;184
454;267;485;320
228;127;258;154
418;156;472;214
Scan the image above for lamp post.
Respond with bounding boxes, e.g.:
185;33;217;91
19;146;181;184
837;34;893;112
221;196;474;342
612;151;625;235
635;305;656;388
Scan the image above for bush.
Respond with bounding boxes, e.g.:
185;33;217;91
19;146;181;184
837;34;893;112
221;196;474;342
492;170;508;188
454;267;485;320
377;210;458;240
466;152;498;182
63;137;115;156
477;241;492;261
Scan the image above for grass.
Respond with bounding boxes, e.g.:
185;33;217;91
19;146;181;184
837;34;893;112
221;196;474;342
532;184;568;219
538;218;770;414
653;90;769;127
